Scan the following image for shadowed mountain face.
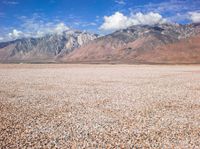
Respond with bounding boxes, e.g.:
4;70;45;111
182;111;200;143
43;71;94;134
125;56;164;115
62;23;200;64
0;23;200;63
0;30;98;63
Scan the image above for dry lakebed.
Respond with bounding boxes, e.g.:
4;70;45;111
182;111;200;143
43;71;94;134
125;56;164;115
0;64;200;148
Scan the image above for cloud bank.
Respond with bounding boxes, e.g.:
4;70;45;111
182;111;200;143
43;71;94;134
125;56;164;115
3;22;70;41
8;29;23;39
189;12;200;23
100;12;167;31
115;0;126;5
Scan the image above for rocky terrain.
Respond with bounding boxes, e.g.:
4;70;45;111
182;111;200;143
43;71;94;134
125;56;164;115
0;64;200;148
0;30;98;63
0;23;200;63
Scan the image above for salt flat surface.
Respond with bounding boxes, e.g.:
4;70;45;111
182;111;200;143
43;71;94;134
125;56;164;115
0;64;200;148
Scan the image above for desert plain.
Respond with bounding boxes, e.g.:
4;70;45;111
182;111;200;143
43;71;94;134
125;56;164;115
0;64;200;148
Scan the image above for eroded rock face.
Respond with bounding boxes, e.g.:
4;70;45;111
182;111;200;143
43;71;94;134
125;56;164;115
63;23;200;64
0;30;98;63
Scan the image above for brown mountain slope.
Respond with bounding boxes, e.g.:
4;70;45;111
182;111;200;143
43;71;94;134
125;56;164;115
136;35;200;64
61;24;200;64
65;36;200;63
61;37;127;63
61;35;200;64
1;23;200;63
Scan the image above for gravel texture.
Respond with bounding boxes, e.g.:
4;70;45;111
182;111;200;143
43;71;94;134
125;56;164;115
0;64;200;148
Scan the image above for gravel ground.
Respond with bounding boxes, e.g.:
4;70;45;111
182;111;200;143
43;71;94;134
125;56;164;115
0;64;200;148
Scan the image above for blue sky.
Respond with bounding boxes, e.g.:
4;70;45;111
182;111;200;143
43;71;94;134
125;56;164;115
0;0;200;41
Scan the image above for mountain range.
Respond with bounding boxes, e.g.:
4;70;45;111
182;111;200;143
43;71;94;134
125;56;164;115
0;23;200;64
0;30;98;63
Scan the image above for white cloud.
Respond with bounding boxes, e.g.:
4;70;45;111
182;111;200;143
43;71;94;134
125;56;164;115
100;12;167;31
0;37;4;41
133;12;166;25
3;1;19;5
21;19;70;37
127;0;200;23
3;22;70;41
189;12;200;23
54;23;69;34
8;29;24;39
100;12;132;31
115;0;126;5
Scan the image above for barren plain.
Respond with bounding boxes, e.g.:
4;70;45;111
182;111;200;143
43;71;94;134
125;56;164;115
0;64;200;148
